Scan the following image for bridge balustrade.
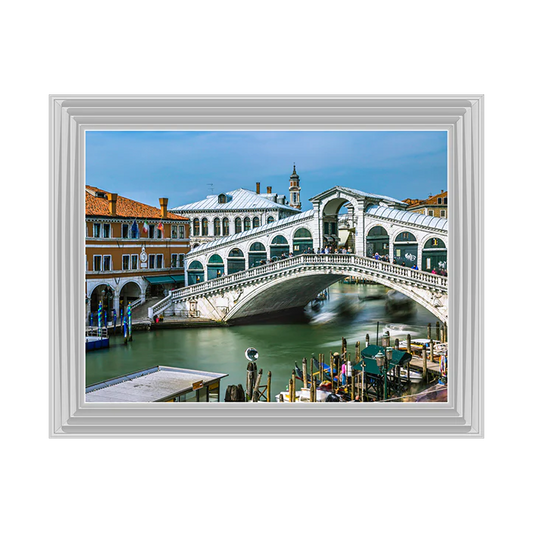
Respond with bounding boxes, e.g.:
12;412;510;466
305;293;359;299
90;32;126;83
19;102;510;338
149;254;448;317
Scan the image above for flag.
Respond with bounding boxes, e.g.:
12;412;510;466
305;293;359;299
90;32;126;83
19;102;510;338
157;221;164;235
131;220;139;238
143;220;149;233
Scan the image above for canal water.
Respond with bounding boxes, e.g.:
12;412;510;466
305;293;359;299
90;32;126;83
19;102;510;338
86;282;438;399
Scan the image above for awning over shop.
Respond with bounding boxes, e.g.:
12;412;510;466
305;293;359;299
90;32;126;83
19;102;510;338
144;275;185;285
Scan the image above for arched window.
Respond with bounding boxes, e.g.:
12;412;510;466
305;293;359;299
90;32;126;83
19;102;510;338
393;232;418;267
207;254;224;280
244;217;251;231
218;194;227;204
201;218;209;236
271;235;288;245
366;225;390;258
235;217;242;233
395;231;416;243
227;248;245;274
267;216;275;224
248;242;267;268
193;218;200;236
214;218;221;236
253;216;260;228
187;260;204;285
293;228;313;255
422;238;447;272
270;235;289;259
222;217;229;236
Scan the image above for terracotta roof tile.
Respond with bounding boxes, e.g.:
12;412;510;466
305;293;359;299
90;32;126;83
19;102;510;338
85;186;188;221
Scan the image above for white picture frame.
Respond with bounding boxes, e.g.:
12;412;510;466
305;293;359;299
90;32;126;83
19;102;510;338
50;95;483;437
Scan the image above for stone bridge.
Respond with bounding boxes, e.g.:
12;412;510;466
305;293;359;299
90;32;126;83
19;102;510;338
148;185;449;324
149;254;448;324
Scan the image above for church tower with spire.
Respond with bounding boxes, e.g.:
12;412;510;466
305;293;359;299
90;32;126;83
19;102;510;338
289;164;301;210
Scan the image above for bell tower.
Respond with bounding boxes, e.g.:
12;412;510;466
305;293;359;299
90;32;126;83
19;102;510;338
289;164;301;210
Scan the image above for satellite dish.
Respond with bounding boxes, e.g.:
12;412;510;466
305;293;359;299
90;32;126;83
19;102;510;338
245;347;259;362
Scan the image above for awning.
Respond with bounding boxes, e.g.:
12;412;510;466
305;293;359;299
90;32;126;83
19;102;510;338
144;275;184;285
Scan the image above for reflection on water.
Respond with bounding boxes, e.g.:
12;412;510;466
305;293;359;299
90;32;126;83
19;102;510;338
86;282;438;398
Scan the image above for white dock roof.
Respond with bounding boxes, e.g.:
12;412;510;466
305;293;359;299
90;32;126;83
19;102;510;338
85;366;228;403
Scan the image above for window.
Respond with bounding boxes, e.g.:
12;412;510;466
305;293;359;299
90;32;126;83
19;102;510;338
179;225;185;239
157;226;163;239
103;255;111;271
428;210;434;216
444;197;448;205
252;217;260;228
149;254;155;269
103;224;111;238
171;225;178;239
171;254;178;268
179;254;185;268
93;255;102;271
122;224;129;238
156;254;163;269
438;198;442;204
267;216;274;224
93;223;101;238
235;217;242;233
214;218;221;236
202;218;208;236
222;218;229;236
244;217;251;231
440;210;446;217
131;255;138;270
122;255;130;270
193;219;200;236
149;225;155;238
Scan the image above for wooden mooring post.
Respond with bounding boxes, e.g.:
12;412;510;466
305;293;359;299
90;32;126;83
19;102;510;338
319;353;324;382
365;333;370;347
422;347;428;383
430;340;434;362
302;357;308;389
427;322;432;340
252;369;263;402
355;341;361;363
407;334;412;354
436;321;441;342
246;362;256;401
267;371;271;402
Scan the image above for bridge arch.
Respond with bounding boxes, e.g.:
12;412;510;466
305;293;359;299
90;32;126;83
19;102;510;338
225;265;447;323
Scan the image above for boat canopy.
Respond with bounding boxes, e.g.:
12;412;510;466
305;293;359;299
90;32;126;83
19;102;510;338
353;345;412;376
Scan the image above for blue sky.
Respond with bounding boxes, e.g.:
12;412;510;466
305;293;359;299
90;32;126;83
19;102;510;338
86;131;447;210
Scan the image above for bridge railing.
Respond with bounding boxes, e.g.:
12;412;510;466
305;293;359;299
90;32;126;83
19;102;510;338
149;254;448;317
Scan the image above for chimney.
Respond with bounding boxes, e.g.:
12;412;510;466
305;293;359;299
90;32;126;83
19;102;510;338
159;198;168;218
107;193;117;216
441;190;444;194
256;182;260;194
267;186;272;194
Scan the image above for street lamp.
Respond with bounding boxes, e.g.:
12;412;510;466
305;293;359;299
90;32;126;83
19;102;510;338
375;349;392;401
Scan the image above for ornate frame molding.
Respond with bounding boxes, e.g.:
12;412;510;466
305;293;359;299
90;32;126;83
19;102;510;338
50;95;483;437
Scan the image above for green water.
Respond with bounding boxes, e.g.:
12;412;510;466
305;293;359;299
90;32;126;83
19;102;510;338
86;282;438;398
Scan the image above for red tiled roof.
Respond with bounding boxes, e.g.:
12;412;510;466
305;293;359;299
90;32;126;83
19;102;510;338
403;191;447;208
85;186;188;221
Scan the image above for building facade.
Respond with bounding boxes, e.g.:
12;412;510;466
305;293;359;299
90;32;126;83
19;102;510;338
404;190;448;218
85;186;190;322
170;180;300;248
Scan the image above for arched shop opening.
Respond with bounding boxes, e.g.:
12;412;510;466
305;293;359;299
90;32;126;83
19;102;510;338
207;254;224;280
119;281;141;312
366;225;390;257
394;231;418;267
270;235;289;259
248;242;267;268
187;261;205;285
292;228;313;255
422;238;447;272
227;248;246;274
90;284;114;316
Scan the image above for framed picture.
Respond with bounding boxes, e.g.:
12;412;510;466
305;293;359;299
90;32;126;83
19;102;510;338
47;92;487;441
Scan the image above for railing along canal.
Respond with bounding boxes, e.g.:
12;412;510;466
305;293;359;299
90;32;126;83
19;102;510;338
149;254;448;317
